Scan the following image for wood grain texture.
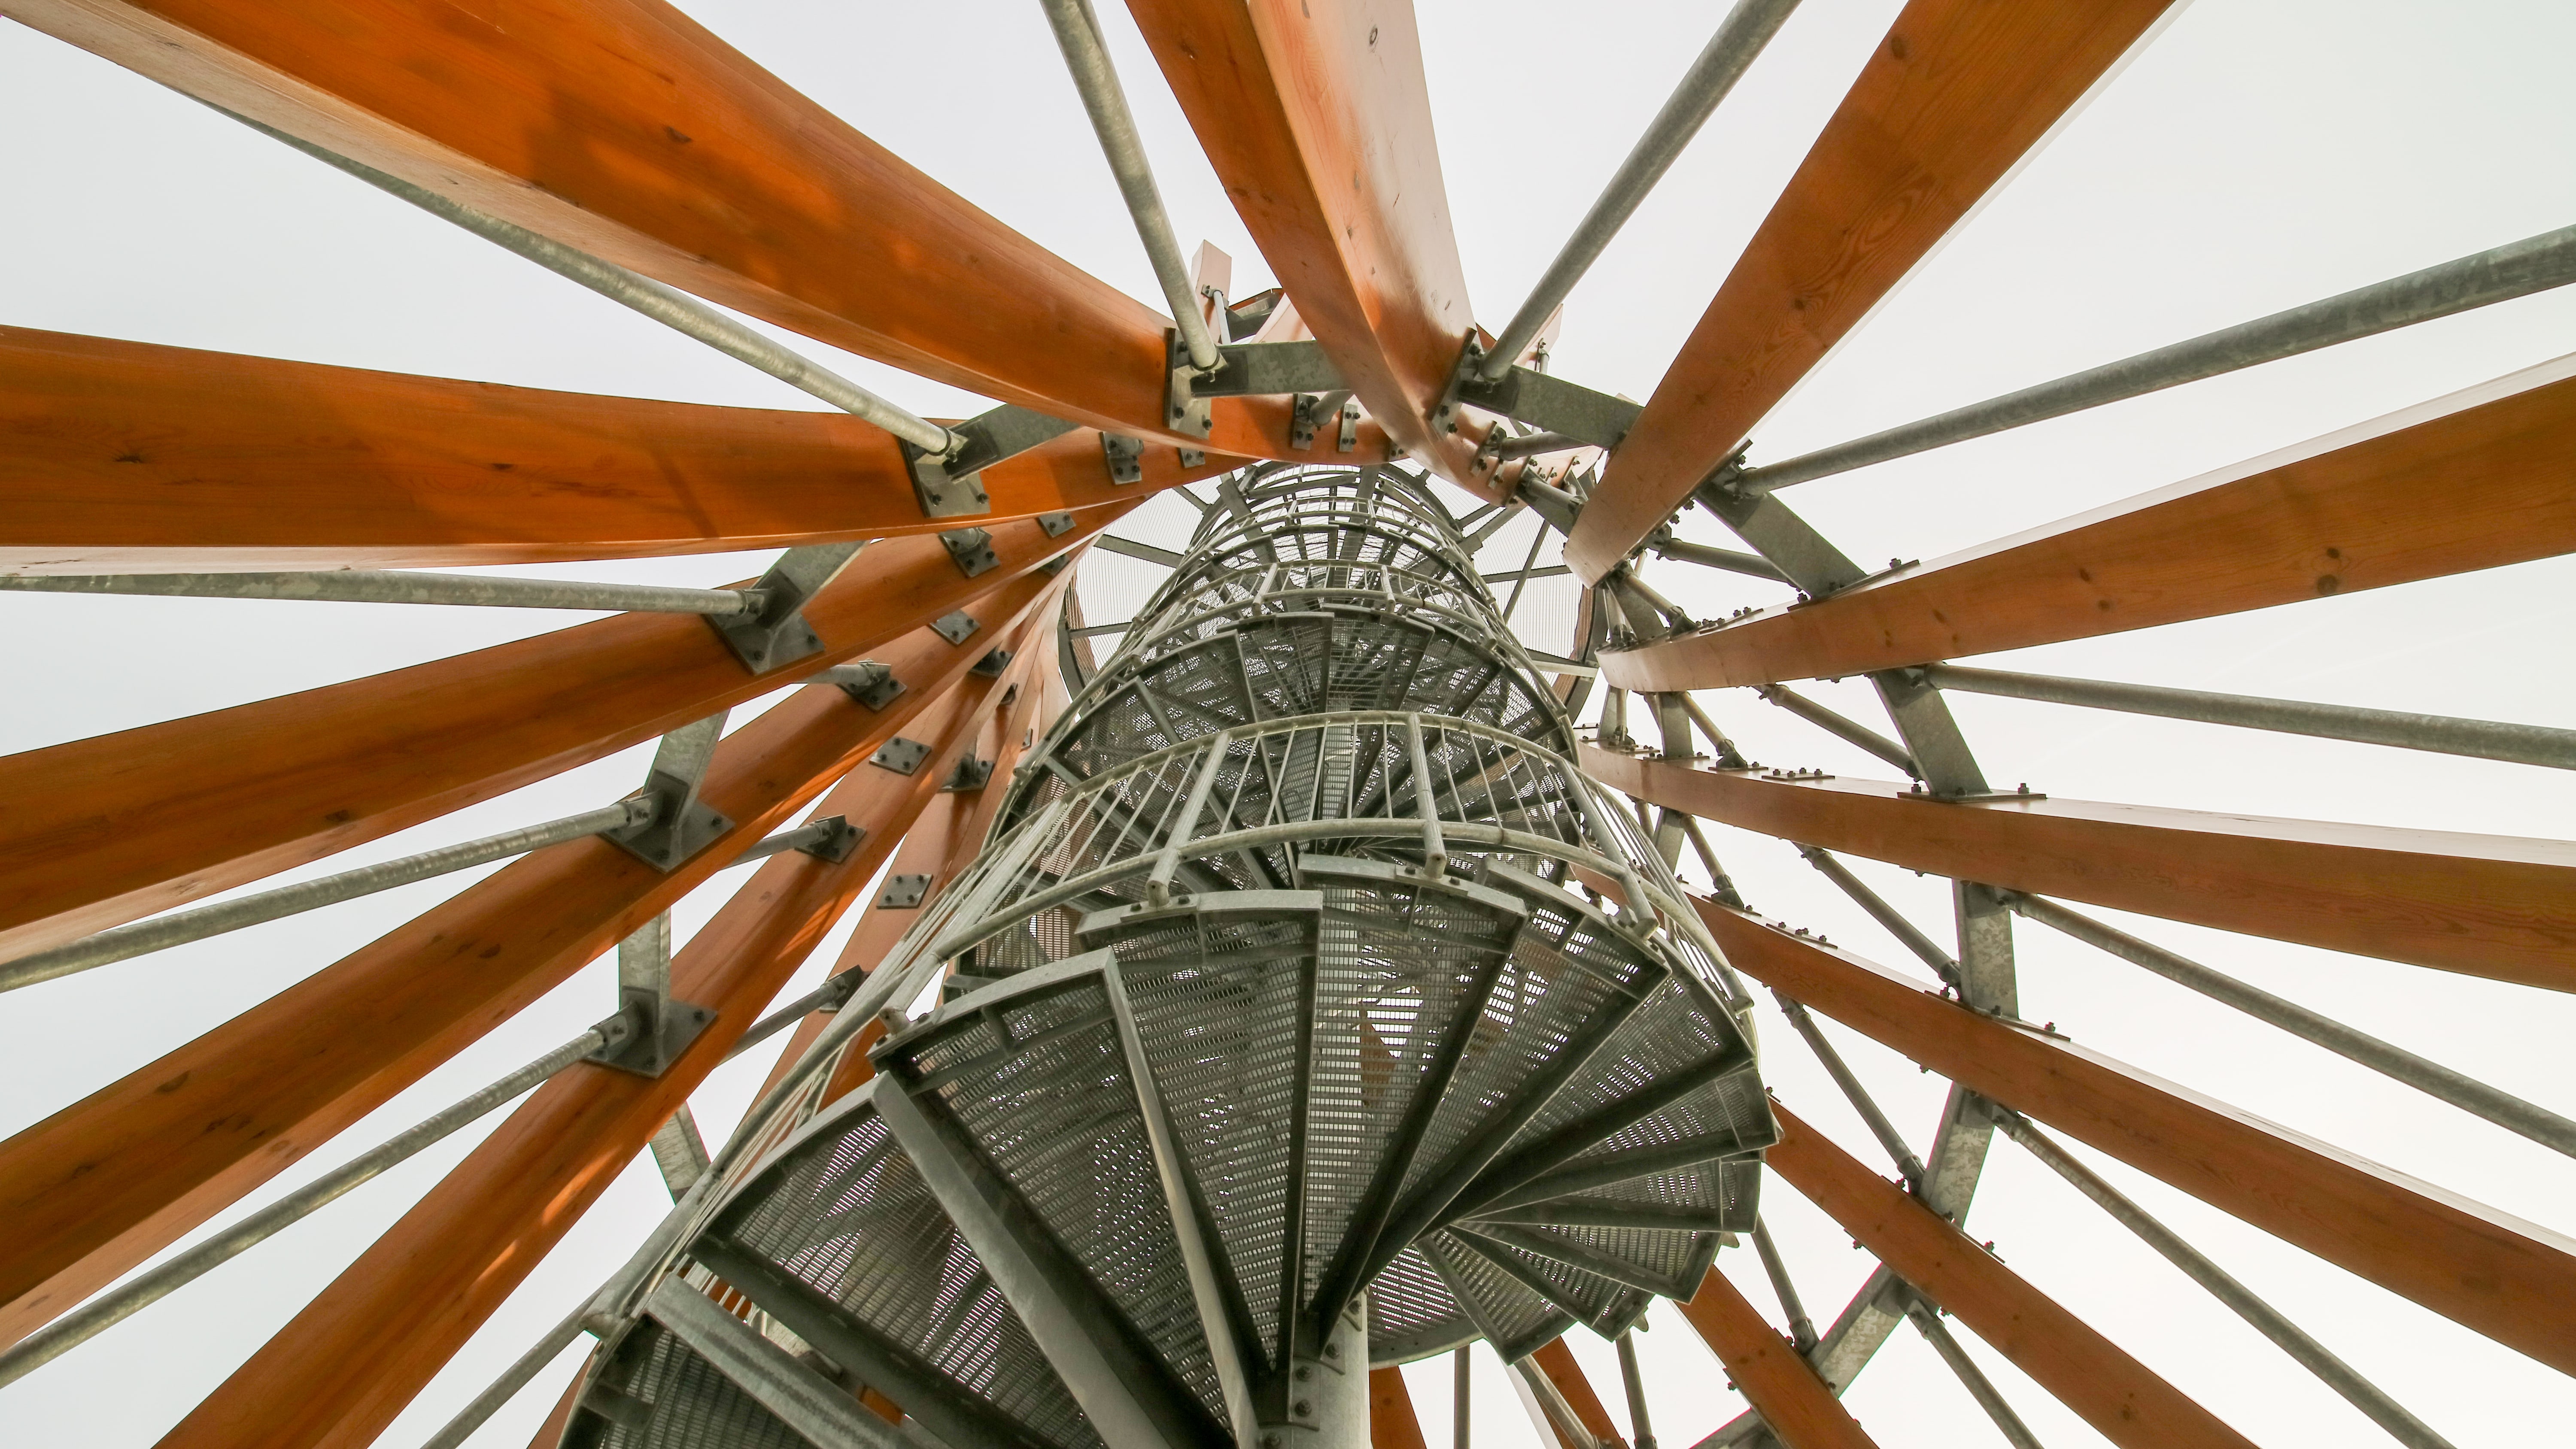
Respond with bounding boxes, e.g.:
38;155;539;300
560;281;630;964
0;578;1068;1352
0;326;1271;573
1672;1268;1881;1449
1762;1103;2255;1448
151;627;1047;1449
1706;904;2576;1377
6;0;1360;457
1600;354;2576;691
0;507;1127;962
1567;0;2180;581
1128;0;1495;492
1588;747;2576;991
1369;1366;1430;1449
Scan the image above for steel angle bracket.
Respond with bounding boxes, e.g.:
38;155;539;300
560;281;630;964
971;647;1014;678
942;755;994;793
1188;340;1344;398
1454;362;1642;451
941;527;999;578
900;404;1080;519
932;610;981;645
1430;332;1488;442
823;660;906;710
1163;328;1214;440
1036;511;1076;537
705;540;865;674
1101;432;1145;485
606;715;735;871
793;814;866;863
588;988;718;1077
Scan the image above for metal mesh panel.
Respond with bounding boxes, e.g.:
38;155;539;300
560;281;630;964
1451;1227;1650;1339
1421;1231;1574;1363
1499;1222;1717;1301
716;1102;1102;1449
1365;1243;1473;1364
590;1321;812;1449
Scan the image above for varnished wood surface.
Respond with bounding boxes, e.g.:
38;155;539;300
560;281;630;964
0;507;1128;962
1764;1103;2256;1449
1589;747;2576;992
1672;1268;1882;1449
1528;1338;1630;1449
1566;0;2180;581
1130;0;1494;492
8;0;1344;455
0;574;1068;1351
1368;1366;1430;1449
1704;902;2576;1375
1600;355;2576;691
0;326;1267;573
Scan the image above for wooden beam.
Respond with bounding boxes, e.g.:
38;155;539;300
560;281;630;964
1586;748;2576;992
1369;1366;1430;1449
6;0;1376;462
1528;1338;1629;1449
1762;1103;2254;1449
1564;0;2180;581
0;325;1249;573
1599;355;2576;691
0;506;1127;962
1129;0;1492;491
1697;898;2576;1376
150;624;1042;1449
0;572;1069;1351
1672;1268;1881;1449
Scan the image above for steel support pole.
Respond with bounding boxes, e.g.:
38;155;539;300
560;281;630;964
643;1279;909;1449
416;1303;592;1449
1990;1108;2459;1449
1748;1218;1817;1354
0;799;651;993
1901;1300;2043;1449
1747;685;1917;778
1614;1332;1659;1449
2010;893;2576;1158
1649;535;1790;583
231;115;960;455
1455;1345;1473;1449
0;570;760;614
0;1024;621;1388
1771;993;1928;1194
1477;0;1804;378
1923;663;2576;771
1739;223;2576;493
1792;846;1962;990
1038;0;1222;372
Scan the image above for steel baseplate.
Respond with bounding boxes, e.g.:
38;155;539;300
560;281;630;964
878;873;933;909
872;737;931;775
942;754;994;792
900;437;992;519
1036;511;1076;537
1164;328;1213;440
971;647;1014;678
794;815;866;863
831;661;905;711
706;541;865;674
941;527;999;578
932;610;981;646
605;794;734;872
587;987;718;1077
1102;433;1145;484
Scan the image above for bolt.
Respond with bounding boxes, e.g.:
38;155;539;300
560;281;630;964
1295;1365;1312;1382
1294;1401;1312;1417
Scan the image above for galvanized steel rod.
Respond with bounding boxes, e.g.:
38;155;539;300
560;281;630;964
1773;991;1929;1192
1747;684;1918;779
1748;1218;1818;1353
1923;663;2576;771
1500;514;1551;625
0;1025;620;1389
416;1303;592;1449
233;113;960;455
1902;1300;2044;1449
2010;893;2576;1158
1992;1108;2461;1449
0;799;652;993
1477;0;1806;378
1615;1331;1660;1449
1454;1344;1472;1449
1740;222;2576;493
1038;0;1223;371
1650;535;1789;583
0;570;761;615
1793;846;1962;988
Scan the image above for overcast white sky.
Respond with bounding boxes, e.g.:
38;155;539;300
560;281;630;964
5;1;2576;1445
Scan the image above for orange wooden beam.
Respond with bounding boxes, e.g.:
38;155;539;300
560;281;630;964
1587;747;2576;992
6;0;1382;463
1370;1366;1430;1449
0;570;1070;1351
1529;1338;1629;1449
1673;1268;1880;1449
0;505;1125;962
1763;1103;2254;1449
1600;355;2576;691
1564;0;2180;582
151;620;1045;1449
1697;898;2576;1375
1129;0;1492;491
0;325;1246;574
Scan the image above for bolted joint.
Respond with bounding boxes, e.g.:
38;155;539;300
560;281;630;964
792;814;865;864
816;660;906;711
898;433;991;519
1100;432;1145;484
705;540;865;673
970;647;1015;678
1164;329;1215;440
939;527;999;578
585;988;717;1078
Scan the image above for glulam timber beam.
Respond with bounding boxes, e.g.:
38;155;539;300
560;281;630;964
1672;1268;1880;1449
1762;1104;2254;1449
5;0;1364;461
1564;0;2181;580
1369;1366;1430;1449
1129;0;1492;491
1528;1339;1629;1449
1697;899;2576;1375
1599;355;2576;691
0;326;1247;573
152;623;1051;1449
1586;748;2576;991
0;571;1069;1352
0;506;1126;961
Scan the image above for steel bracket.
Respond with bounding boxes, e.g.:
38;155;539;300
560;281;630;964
1430;333;1486;440
878;873;933;909
899;403;1080;519
1037;511;1076;537
900;437;991;519
1902;783;2048;804
932;610;981;645
1453;362;1642;450
586;987;718;1077
1337;396;1360;452
1178;445;1207;469
1187;340;1343;398
824;661;906;711
1164;329;1214;440
605;714;735;871
971;647;1015;678
942;754;994;793
871;737;931;775
941;527;999;578
704;541;865;674
1102;432;1145;484
793;814;865;863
